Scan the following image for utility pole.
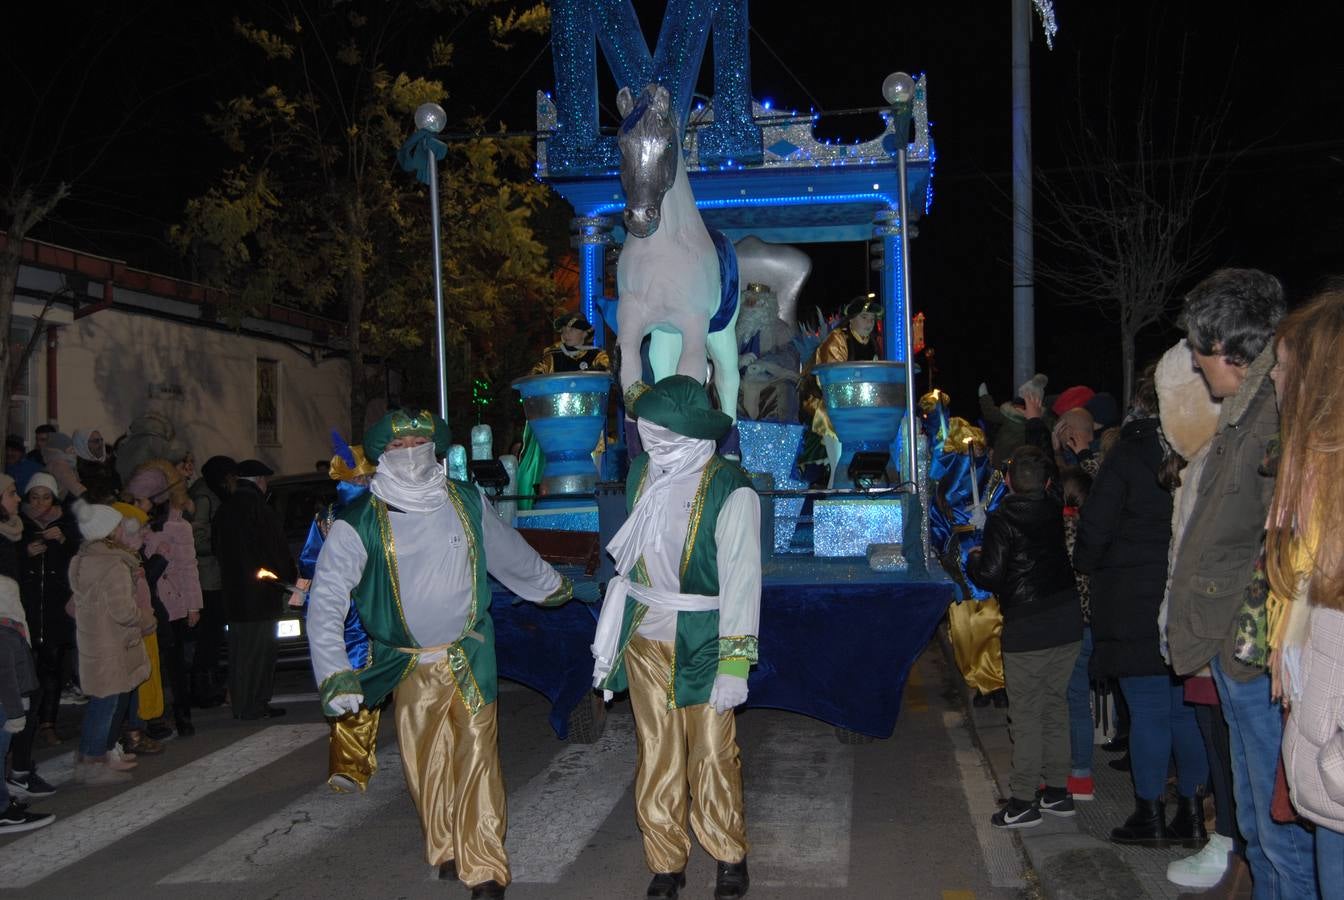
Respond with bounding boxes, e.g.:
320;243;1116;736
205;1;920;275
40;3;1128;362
1011;0;1035;389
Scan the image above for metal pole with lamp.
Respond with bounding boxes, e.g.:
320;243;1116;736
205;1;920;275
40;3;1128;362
881;72;919;488
415;103;451;420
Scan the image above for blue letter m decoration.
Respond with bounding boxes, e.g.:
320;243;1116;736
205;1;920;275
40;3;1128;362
547;0;761;174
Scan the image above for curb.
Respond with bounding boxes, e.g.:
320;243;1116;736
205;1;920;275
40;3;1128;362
935;625;1152;900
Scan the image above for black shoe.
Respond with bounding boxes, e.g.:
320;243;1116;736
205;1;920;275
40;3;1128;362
714;859;750;900
5;769;56;798
1108;753;1131;772
1110;796;1172;846
264;706;287;718
437;859;457;881
145;721;174;741
1036;786;1076;817
990;689;1009;709
469;880;505;899
1102;734;1128;753
1167;793;1209;849
0;799;55;834
991;797;1042;829
647;871;686;899
175;718;196;737
971;692;992;708
191;673;226;708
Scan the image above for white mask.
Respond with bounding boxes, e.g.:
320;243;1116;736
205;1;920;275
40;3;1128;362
370;442;448;512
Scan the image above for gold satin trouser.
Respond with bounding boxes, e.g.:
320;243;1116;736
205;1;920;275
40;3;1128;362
626;634;749;873
328;707;380;792
947;597;1006;694
394;660;510;887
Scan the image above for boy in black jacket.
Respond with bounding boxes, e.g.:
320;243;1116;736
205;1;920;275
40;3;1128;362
968;446;1083;828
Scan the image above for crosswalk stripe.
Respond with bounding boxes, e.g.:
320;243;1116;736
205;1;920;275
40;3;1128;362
506;712;636;883
0;724;328;889
158;749;405;884
745;717;853;888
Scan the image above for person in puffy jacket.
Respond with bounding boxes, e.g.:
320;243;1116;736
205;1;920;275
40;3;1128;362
969;445;1084;829
69;504;154;785
1074;369;1208;849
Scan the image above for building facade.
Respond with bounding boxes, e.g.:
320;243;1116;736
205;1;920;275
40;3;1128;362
7;236;351;475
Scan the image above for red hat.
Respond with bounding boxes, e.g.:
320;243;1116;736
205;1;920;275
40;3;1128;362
1051;385;1096;416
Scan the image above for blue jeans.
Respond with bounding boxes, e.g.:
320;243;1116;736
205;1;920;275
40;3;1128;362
79;692;130;758
1317;825;1344;898
1118;673;1208;799
1211;657;1319;900
1067;626;1094;776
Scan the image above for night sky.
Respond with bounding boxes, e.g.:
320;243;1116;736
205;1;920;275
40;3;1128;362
6;1;1343;420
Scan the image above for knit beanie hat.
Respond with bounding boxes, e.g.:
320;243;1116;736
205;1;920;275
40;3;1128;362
23;472;59;498
1051;385;1096;416
125;465;171;503
77;503;124;541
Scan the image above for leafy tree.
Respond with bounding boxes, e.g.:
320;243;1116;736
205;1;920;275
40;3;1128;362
173;0;560;438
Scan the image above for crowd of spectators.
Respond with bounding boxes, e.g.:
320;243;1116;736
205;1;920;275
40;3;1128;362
0;415;296;835
968;268;1342;897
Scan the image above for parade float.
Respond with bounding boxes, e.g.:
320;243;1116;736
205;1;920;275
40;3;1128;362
404;0;967;742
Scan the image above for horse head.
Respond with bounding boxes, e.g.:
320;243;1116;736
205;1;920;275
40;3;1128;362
616;84;678;239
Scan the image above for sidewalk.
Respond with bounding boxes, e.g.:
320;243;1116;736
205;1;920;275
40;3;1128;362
941;632;1199;900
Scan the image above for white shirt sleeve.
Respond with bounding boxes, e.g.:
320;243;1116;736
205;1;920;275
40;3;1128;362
308;520;368;687
478;493;564;603
715;486;762;641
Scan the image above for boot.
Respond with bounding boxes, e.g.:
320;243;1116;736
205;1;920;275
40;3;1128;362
714;859;750;900
192;672;224;708
1110;796;1172;846
1167;793;1209;849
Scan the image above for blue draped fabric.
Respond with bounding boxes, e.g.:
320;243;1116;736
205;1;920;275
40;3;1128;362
301;484;373;671
923;401;1005;602
491;561;953;739
707;227;739;334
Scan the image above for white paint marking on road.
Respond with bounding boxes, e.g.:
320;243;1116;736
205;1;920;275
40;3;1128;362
746;717;853;888
159;749;405;883
270;691;320;704
942;709;1026;889
0;724;328;889
506;712;637;883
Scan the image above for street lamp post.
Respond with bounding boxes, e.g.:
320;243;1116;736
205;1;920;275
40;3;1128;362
882;72;919;488
413;102;450;421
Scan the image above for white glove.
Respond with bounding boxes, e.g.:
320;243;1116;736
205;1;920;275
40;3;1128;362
4;716;24;734
328;694;364;717
21;696;30;711
969;505;987;530
977;382;989;397
709;674;749;714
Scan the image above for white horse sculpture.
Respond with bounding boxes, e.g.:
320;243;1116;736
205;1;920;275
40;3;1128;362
614;83;740;441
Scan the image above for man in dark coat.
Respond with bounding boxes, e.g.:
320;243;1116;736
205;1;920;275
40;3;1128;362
213;459;295;720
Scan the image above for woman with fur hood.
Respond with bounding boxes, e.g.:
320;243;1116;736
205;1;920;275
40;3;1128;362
1155;340;1246;893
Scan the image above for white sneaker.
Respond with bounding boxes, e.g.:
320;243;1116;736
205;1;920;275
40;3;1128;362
1167;833;1233;888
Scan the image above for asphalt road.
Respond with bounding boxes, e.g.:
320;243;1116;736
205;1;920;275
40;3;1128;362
0;643;1032;900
